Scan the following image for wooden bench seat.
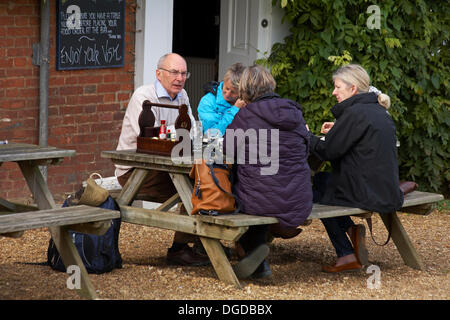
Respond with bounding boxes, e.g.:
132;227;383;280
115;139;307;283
196;190;443;226
119;191;443;240
119;189;443;278
0;205;120;235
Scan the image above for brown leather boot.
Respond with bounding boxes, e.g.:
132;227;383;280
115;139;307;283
269;223;302;239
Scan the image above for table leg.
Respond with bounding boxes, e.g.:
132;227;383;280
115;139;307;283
200;237;241;288
379;212;425;270
156;193;181;212
18;161;98;299
18;161;56;209
116;168;149;206
168;173;193;214
169;172;242;287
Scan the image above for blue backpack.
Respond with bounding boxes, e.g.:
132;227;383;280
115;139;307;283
47;196;122;274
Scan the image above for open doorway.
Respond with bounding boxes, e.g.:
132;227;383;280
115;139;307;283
172;0;220;119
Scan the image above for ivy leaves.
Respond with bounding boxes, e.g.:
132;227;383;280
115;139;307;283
263;0;449;195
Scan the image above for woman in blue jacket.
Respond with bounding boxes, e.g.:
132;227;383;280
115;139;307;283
198;63;246;135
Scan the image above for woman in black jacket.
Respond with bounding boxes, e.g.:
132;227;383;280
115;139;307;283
310;64;404;272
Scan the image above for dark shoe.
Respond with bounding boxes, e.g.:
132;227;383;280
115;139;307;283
349;224;369;265
166;246;211;266
251;260;272;279
269;223;302;239
322;260;362;273
233;244;269;279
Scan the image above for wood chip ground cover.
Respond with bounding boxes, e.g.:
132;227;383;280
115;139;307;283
0;210;448;300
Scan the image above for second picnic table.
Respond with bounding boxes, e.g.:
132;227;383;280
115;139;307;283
1;143;120;299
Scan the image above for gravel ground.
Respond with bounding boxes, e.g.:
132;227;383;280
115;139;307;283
0;208;448;300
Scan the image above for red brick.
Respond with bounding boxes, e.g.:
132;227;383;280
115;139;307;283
7;5;33;15
103;93;116;103
7;100;26;109
13;57;27;67
60;86;83;96
77;94;103;104
0;16;14;25
99;113;114;122
12;128;34;138
6;68;33;77
50;77;65;86
103;74;115;82
98;104;120;112
64;76;79;85
0;58;13;68
73;134;97;144
78;75;103;84
51;126;76;136
14;16;30;26
97;83;121;93
25;78;38;87
7;26;34;37
14;38;30;47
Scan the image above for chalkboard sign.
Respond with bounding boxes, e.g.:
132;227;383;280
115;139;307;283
56;0;125;70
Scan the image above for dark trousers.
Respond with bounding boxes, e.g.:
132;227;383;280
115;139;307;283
313;172;355;258
118;168;195;244
238;224;269;254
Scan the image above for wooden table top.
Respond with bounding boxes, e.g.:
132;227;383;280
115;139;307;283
0;143;75;163
101;149;192;174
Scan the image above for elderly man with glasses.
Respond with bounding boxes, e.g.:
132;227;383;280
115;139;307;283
115;53;208;266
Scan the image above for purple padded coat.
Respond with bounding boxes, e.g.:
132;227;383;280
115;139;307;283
223;94;313;228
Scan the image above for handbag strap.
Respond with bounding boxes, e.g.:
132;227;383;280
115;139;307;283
207;163;233;196
365;214;392;246
207;163;241;213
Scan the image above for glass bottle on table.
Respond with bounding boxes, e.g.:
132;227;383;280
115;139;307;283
192;121;203;162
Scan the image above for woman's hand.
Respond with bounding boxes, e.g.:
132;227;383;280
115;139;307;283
320;122;335;134
234;99;247;109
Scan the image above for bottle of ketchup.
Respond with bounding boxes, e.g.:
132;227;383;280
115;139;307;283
159;120;167;139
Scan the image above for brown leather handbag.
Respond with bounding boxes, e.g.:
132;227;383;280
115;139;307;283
189;161;237;215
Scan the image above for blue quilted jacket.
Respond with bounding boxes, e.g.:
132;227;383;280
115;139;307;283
197;82;240;135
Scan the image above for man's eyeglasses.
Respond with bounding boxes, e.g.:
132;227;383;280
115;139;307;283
159;67;191;79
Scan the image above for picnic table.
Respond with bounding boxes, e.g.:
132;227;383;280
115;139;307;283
101;149;444;288
0;143;119;299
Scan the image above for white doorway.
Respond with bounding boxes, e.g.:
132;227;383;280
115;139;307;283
218;0;289;79
172;0;220;119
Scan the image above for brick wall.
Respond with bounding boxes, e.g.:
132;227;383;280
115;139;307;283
0;0;136;202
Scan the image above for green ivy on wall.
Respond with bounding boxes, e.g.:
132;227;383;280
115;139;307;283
260;0;449;196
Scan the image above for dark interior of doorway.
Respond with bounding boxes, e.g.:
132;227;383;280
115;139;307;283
172;0;220;117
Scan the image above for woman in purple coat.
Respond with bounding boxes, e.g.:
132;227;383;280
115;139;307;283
223;65;313;279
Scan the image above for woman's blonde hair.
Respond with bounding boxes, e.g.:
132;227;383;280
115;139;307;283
239;65;276;103
332;64;390;109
